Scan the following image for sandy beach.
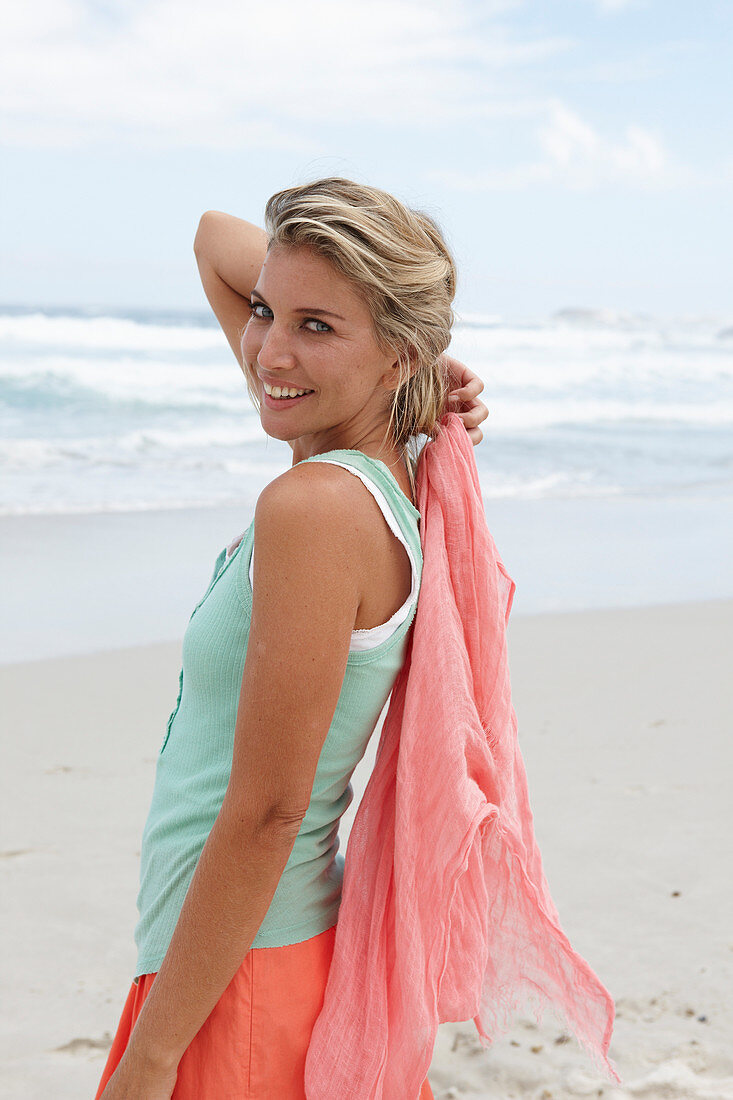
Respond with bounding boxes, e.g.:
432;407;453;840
2;596;731;1098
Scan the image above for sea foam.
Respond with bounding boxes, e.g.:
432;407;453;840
1;306;731;516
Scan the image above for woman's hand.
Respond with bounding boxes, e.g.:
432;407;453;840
98;1047;179;1100
442;355;488;446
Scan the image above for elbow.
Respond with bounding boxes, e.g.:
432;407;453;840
260;804;308;840
193;210;221;258
220;792;308;843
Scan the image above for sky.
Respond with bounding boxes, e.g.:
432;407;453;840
2;0;732;320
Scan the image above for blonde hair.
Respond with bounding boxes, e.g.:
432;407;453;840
243;178;457;489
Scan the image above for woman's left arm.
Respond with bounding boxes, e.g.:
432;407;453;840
99;465;363;1098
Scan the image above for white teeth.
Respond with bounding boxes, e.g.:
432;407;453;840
263;382;313;399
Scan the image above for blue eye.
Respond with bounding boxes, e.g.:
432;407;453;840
249;302;272;320
248;303;330;332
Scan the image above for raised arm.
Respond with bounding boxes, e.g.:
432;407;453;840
193;211;268;364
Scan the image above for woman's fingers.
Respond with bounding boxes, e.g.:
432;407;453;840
441;354;489;445
447;389;489;426
450;374;485;401
452;401;487;428
444;355;483;394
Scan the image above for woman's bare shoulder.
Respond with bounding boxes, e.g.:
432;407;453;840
253;462;371;581
257;460;377;529
253;459;411;633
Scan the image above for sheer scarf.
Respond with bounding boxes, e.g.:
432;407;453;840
305;411;619;1098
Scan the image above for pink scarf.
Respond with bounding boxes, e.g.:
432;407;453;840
304;411;619;1097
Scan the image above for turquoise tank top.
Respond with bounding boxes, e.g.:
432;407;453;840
133;449;422;977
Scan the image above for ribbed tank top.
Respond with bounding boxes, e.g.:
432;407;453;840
133;449;422;978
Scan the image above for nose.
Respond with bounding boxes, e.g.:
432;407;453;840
256;321;298;375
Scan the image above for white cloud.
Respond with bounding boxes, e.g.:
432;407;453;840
539;102;667;178
432;101;688;191
0;0;569;150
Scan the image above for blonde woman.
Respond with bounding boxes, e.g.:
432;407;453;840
95;178;488;1099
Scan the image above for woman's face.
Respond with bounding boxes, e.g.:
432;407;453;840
241;244;400;460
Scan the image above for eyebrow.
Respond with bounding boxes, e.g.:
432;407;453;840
250;290;346;322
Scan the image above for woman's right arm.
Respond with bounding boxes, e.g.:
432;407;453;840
193;212;268;364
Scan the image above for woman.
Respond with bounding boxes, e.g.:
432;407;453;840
95;178;488;1099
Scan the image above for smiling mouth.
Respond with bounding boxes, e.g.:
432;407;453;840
262;382;315;400
262;386;314;408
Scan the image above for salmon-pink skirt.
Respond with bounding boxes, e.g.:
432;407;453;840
95;925;434;1099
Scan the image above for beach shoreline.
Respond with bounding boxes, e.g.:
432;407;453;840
2;597;732;1098
3;490;731;665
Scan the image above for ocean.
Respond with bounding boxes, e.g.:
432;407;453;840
2;304;732;662
2;304;732;516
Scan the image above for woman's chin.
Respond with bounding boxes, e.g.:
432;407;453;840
259;415;301;444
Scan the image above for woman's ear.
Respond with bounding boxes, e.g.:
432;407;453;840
381;346;419;393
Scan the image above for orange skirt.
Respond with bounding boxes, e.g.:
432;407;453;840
95;925;434;1099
